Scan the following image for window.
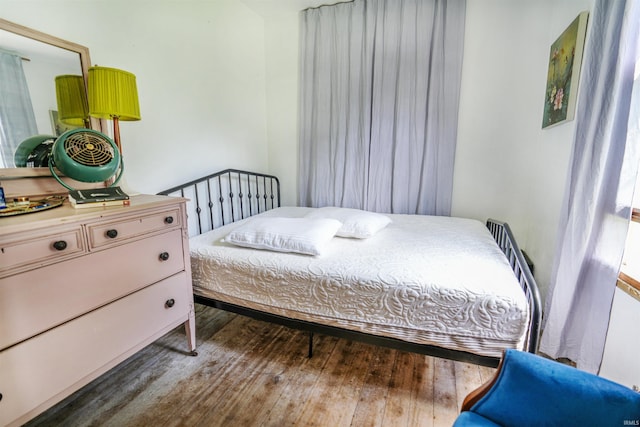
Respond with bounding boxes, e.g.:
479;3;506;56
619;159;640;300
617;56;640;301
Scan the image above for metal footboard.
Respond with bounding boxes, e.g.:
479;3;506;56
486;219;542;354
159;169;281;237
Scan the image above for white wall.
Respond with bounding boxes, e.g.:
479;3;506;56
452;0;593;300
263;13;300;207
21;47;80;135
245;1;352;208
0;0;270;194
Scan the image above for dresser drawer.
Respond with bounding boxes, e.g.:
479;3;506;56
0;229;185;350
87;206;182;249
0;226;85;278
0;272;192;427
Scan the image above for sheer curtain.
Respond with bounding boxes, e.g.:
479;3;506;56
298;0;466;215
0;50;37;168
540;0;640;373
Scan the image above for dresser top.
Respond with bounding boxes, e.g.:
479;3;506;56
0;194;185;236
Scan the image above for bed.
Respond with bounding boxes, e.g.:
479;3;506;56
159;169;541;367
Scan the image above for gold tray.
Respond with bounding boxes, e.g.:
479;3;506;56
0;197;65;217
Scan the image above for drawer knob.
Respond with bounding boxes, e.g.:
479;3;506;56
165;216;174;224
159;252;170;261
106;229;118;239
53;240;67;251
165;298;175;308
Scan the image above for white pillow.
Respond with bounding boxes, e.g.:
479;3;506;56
305;207;391;238
224;217;342;256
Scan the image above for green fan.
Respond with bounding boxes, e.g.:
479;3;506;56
47;128;123;191
14;134;57;167
15;129;123;190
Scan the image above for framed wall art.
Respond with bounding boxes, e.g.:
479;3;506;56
49;110;80;136
542;11;589;129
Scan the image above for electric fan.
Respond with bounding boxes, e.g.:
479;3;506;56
14;135;57;167
48;128;123;191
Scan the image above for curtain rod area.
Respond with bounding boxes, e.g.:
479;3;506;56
0;47;29;61
303;0;355;12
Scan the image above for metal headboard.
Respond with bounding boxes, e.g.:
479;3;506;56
159;169;281;237
486;219;542;354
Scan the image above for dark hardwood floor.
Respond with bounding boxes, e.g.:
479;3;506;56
26;303;494;427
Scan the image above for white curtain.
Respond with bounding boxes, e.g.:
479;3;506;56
298;0;466;215
540;0;640;373
0;50;37;168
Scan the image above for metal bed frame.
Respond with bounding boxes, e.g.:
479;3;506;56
160;169;542;367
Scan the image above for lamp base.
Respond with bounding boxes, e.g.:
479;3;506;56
112;116;122;154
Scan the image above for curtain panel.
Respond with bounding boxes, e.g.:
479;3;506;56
540;0;640;373
299;0;466;215
0;51;37;168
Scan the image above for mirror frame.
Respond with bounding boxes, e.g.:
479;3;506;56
0;18;99;179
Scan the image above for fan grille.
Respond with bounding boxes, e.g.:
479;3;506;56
63;132;114;166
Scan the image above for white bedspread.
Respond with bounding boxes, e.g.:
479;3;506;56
189;207;529;358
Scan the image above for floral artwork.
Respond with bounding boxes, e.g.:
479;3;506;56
542;12;589;129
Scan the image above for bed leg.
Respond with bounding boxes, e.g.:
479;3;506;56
308;332;314;358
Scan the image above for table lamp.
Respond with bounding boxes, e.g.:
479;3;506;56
87;66;141;154
55;75;90;127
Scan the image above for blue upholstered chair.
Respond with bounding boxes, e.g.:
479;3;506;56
453;349;640;427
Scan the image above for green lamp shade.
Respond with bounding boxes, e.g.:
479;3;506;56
55;75;89;126
88;66;141;121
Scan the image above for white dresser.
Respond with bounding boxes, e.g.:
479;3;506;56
0;194;196;426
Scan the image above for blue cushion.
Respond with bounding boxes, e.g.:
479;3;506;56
452;411;501;427
470;349;640;426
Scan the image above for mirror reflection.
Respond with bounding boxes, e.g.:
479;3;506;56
0;25;87;168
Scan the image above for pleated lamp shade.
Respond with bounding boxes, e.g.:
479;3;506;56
88;66;141;121
55;75;89;126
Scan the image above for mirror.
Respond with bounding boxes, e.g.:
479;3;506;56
0;18;98;177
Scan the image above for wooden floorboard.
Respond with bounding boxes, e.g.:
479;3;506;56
26;303;495;427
